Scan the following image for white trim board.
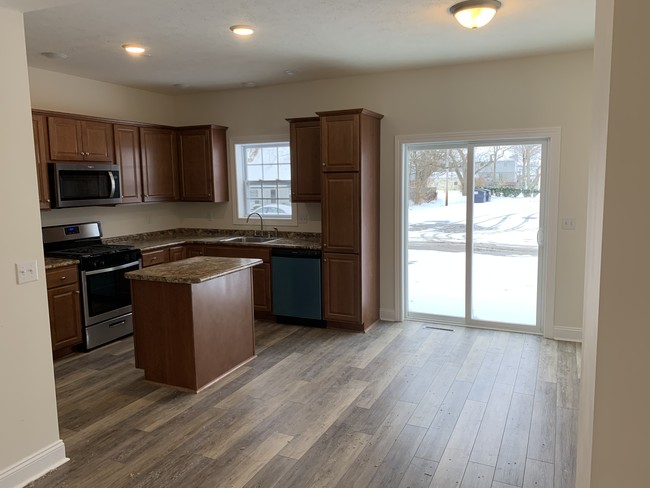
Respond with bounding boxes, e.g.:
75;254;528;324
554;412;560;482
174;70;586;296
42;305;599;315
0;440;67;488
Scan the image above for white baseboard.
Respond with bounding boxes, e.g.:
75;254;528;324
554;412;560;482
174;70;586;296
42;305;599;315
554;326;583;342
0;440;67;488
379;308;397;322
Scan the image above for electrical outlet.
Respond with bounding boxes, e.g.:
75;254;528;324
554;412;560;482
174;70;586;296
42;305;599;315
16;261;38;284
298;212;308;225
561;217;576;230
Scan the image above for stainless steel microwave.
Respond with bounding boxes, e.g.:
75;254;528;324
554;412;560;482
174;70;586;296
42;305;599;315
49;163;122;208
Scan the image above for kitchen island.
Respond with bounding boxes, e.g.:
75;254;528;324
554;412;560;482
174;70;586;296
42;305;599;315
125;256;262;392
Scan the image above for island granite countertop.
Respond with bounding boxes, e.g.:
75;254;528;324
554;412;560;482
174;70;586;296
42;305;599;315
125;256;262;284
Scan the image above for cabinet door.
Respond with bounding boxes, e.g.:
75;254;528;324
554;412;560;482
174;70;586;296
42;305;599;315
178;128;213;201
321;113;359;172
32;114;51;209
169;246;186;261
322;172;360;254
114;124;142;203
140;127;179;202
80;121;114;162
48;116;84;161
252;263;272;312
289;118;321;202
322;253;360;323
185;245;205;257
47;283;82;350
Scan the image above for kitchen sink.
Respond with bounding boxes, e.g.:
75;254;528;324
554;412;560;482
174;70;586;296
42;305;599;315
220;236;276;244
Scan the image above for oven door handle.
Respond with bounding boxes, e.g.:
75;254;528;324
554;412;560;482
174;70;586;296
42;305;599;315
108;171;117;198
83;260;141;276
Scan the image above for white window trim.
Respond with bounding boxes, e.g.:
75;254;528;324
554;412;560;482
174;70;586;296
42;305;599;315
228;134;298;228
394;128;561;339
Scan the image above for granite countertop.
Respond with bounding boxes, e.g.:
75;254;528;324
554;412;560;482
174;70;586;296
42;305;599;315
125;256;263;284
104;228;321;252
44;257;79;270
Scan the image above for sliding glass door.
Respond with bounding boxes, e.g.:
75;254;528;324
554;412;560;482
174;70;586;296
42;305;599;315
405;138;546;331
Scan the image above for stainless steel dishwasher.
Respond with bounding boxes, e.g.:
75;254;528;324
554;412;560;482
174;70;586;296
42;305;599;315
271;248;325;327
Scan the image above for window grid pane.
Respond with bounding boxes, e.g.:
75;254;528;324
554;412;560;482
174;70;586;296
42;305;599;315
240;141;291;218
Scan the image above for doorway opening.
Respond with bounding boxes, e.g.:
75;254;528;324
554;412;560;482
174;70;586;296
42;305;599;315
396;129;560;335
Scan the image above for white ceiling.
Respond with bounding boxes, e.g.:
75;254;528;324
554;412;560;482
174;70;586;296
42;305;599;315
13;0;595;94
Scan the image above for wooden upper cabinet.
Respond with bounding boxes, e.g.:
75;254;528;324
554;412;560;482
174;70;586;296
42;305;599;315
47;116;114;162
177;125;229;202
32;114;51;209
287;117;321;202
140;127;179;202
113;124;142;204
322;172;360;254
319;112;360;172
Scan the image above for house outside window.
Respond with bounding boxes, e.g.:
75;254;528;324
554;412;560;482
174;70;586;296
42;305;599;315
231;136;296;226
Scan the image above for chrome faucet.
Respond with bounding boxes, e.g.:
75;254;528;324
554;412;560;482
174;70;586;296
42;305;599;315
246;212;264;235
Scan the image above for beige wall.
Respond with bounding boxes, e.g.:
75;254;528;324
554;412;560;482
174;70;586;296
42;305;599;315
175;51;593;332
0;6;62;477
578;0;650;485
28;51;593;332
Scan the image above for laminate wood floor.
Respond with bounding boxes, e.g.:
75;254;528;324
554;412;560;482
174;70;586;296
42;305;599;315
29;320;580;488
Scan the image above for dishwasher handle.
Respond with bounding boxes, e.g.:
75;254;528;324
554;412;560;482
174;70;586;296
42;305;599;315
271;248;321;259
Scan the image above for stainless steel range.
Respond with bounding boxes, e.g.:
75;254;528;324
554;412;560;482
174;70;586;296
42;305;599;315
43;222;141;350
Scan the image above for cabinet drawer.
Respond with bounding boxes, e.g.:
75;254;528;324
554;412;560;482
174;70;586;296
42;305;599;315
46;266;79;289
141;248;170;267
204;245;271;263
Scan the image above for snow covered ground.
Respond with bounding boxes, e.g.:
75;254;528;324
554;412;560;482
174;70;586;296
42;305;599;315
407;191;539;326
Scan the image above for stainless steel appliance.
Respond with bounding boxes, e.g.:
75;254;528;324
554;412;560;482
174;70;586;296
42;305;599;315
43;222;141;349
49;163;122;208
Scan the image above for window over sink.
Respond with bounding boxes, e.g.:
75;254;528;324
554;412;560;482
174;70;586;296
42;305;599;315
230;135;297;226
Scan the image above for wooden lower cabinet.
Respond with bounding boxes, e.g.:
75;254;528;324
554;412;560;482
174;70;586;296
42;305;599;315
46;265;82;353
141;248;170;267
322;253;361;325
205;245;272;313
185;244;205;257
169;245;186;261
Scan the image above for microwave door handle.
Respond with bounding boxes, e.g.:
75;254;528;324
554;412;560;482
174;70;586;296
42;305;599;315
108;171;116;198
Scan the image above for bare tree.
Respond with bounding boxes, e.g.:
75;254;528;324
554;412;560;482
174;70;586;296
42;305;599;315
408;149;448;204
513;144;542;190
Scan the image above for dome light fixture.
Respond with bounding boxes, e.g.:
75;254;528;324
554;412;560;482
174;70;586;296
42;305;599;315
449;0;502;29
230;25;255;36
122;44;146;54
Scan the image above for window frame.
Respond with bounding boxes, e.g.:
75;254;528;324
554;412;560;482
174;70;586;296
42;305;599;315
229;134;298;227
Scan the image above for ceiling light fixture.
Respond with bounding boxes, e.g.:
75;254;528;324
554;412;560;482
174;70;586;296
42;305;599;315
122;44;146;54
230;25;254;36
449;0;502;29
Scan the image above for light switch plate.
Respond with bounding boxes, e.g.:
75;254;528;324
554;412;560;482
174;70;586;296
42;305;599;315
16;261;38;284
561;217;576;230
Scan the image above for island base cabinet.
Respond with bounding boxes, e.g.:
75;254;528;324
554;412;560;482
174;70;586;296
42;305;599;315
322;252;361;328
130;268;255;392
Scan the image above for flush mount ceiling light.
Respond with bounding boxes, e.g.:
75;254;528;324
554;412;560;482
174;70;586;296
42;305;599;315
230;25;254;36
449;0;502;29
121;43;146;54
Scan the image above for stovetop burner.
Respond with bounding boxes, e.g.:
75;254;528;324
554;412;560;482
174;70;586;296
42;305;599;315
47;243;135;259
43;222;141;271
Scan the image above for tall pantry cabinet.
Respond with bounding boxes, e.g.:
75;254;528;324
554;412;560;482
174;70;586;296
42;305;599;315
318;108;383;332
